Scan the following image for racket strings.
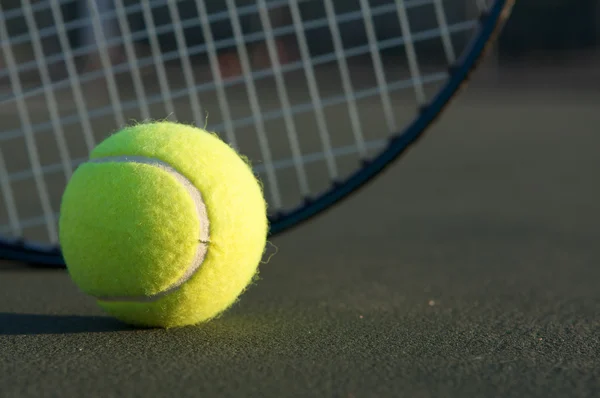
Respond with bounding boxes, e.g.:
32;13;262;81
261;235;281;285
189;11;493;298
0;0;483;244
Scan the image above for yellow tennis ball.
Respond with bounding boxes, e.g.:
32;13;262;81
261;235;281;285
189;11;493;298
58;121;268;328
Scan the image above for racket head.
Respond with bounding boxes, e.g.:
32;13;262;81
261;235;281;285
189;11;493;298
0;0;514;266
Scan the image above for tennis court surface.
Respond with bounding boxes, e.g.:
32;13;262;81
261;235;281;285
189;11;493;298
1;61;599;397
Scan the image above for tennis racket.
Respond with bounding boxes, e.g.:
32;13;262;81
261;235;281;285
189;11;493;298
0;0;514;267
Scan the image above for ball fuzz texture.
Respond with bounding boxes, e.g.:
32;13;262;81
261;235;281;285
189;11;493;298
59;121;268;328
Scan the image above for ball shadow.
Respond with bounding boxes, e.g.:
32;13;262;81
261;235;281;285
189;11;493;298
0;312;134;335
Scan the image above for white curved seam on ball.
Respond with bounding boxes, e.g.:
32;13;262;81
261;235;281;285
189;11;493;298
87;155;210;303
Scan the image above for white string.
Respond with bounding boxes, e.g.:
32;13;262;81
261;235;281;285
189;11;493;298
433;0;456;65
0;0;74;21
0;3;57;243
21;0;73;181
225;0;283;210
395;0;426;105
323;0;367;158
0;17;473;143
3;68;448;185
0;0;311;76
359;0;397;133
0;136;392;236
257;0;310;197
139;0;175;117
48;0;96;154
86;0;125;127
113;0;151;121
194;0;238;148
0;149;21;237
288;0;338;180
166;0;204;124
5;71;448;187
0;0;441;107
1;17;478;143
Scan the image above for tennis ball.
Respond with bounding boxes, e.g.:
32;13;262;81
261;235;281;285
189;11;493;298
58;121;268;328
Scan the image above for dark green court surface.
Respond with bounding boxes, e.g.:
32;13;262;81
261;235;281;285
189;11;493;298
2;64;599;397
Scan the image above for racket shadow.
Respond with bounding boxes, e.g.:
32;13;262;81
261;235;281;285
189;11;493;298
0;312;133;335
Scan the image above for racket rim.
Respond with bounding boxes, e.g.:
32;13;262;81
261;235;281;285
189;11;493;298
269;0;514;234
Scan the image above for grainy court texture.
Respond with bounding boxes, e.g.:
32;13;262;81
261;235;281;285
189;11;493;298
1;59;600;397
